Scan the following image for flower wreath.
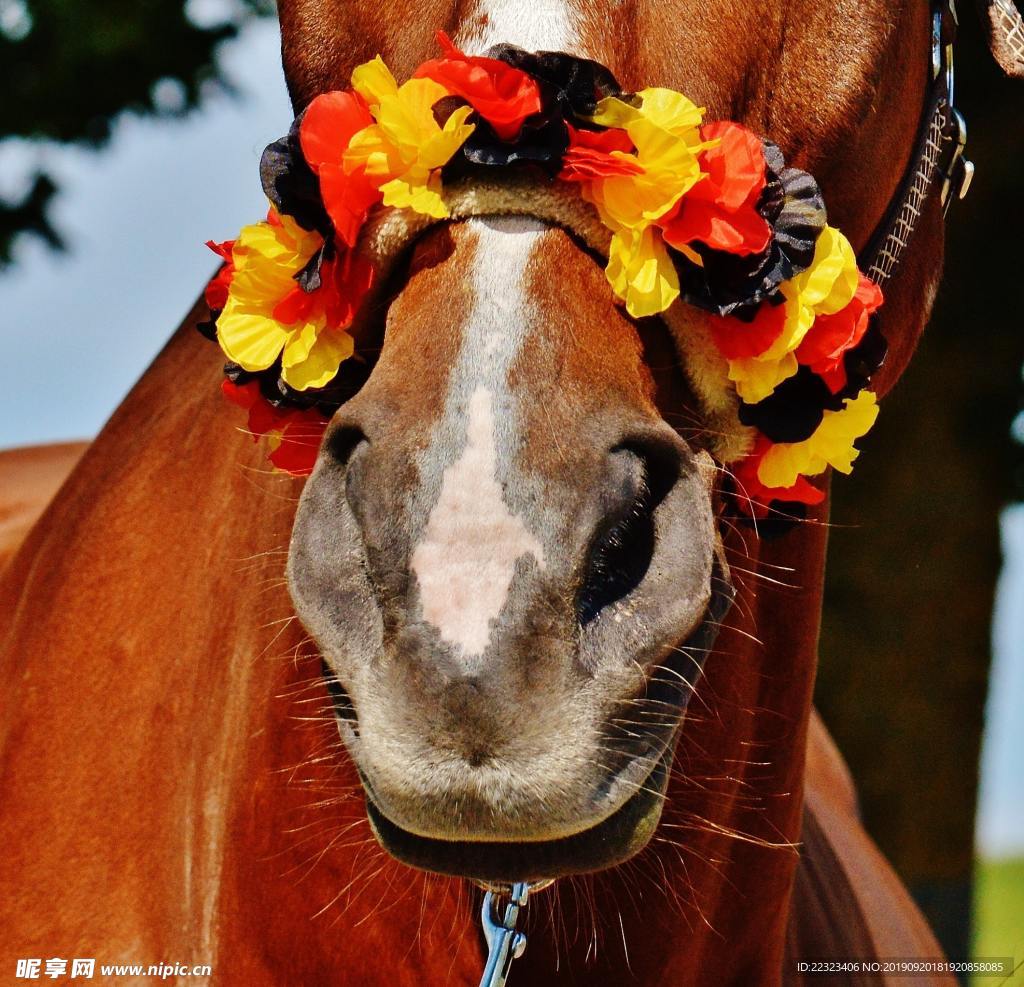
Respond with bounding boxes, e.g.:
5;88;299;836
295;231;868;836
202;31;887;520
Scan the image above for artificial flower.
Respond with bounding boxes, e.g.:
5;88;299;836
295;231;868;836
732;435;826;518
785;223;860;316
678;148;827;317
709;298;787;360
457;108;570;170
584;88;708;229
606;225;680;318
222;379;328;476
215;210;370;391
299;90;379;247
660;121;770;257
559;124;642;181
488;45;622;118
756;390;879;488
796;273;884;391
344;57;475;218
738;367;843;444
451;46;621;171
835;320;889;401
727;351;800;403
204;44;886;510
204;239;235;310
261;119;333;237
414;31;542;140
723;225;860;402
592;87;704;136
574;90;718;314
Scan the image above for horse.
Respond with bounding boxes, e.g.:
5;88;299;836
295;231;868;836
2;1;1020;984
0;442;86;571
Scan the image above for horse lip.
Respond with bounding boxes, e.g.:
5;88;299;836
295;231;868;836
324;574;735;880
361;746;672;883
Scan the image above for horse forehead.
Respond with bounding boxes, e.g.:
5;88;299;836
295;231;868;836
455;0;579;52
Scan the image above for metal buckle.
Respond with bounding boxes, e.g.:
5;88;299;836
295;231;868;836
478;883;531;987
933;0;974;213
941;108;974;212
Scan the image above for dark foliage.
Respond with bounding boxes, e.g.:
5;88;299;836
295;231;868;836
0;0;274;265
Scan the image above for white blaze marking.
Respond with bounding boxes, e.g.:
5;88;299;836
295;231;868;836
456;0;577;53
412;387;544;657
411;0;580;659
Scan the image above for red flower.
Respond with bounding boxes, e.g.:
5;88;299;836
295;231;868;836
660;121;770;257
204;239;235;310
731;436;825;518
559;124;644;181
221;379;329;477
708;299;788;361
414;31;542;141
323;247;375;328
268;412;329;475
222;378;283;434
299;91;380;247
270;246;375;330
796;274;884;392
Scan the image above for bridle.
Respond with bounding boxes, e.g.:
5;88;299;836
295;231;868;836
473;7;975;984
860;0;973;285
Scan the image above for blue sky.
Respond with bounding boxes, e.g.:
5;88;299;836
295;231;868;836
1;18;1020;859
0;19;291;448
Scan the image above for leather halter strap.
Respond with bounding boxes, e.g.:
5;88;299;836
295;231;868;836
859;0;974;285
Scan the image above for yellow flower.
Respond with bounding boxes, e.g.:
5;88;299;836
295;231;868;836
278;318;356;391
727;351;799;403
350;56;400;106
580;88;713;317
587;89;708;229
726;226;859;402
756;391;880;488
591;87;704;139
606;226;680;318
344;56;475;219
215;213;355;391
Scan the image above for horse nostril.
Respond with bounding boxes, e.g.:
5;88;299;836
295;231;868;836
576;441;680;625
322;659;359;736
326;425;367;468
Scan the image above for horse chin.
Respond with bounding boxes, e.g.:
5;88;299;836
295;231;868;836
360;745;673;884
320;580;732;882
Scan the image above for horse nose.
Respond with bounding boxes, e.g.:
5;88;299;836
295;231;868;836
576;429;692;625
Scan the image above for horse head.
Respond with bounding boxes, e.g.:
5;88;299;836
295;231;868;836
281;0;941;885
288;212;729;878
